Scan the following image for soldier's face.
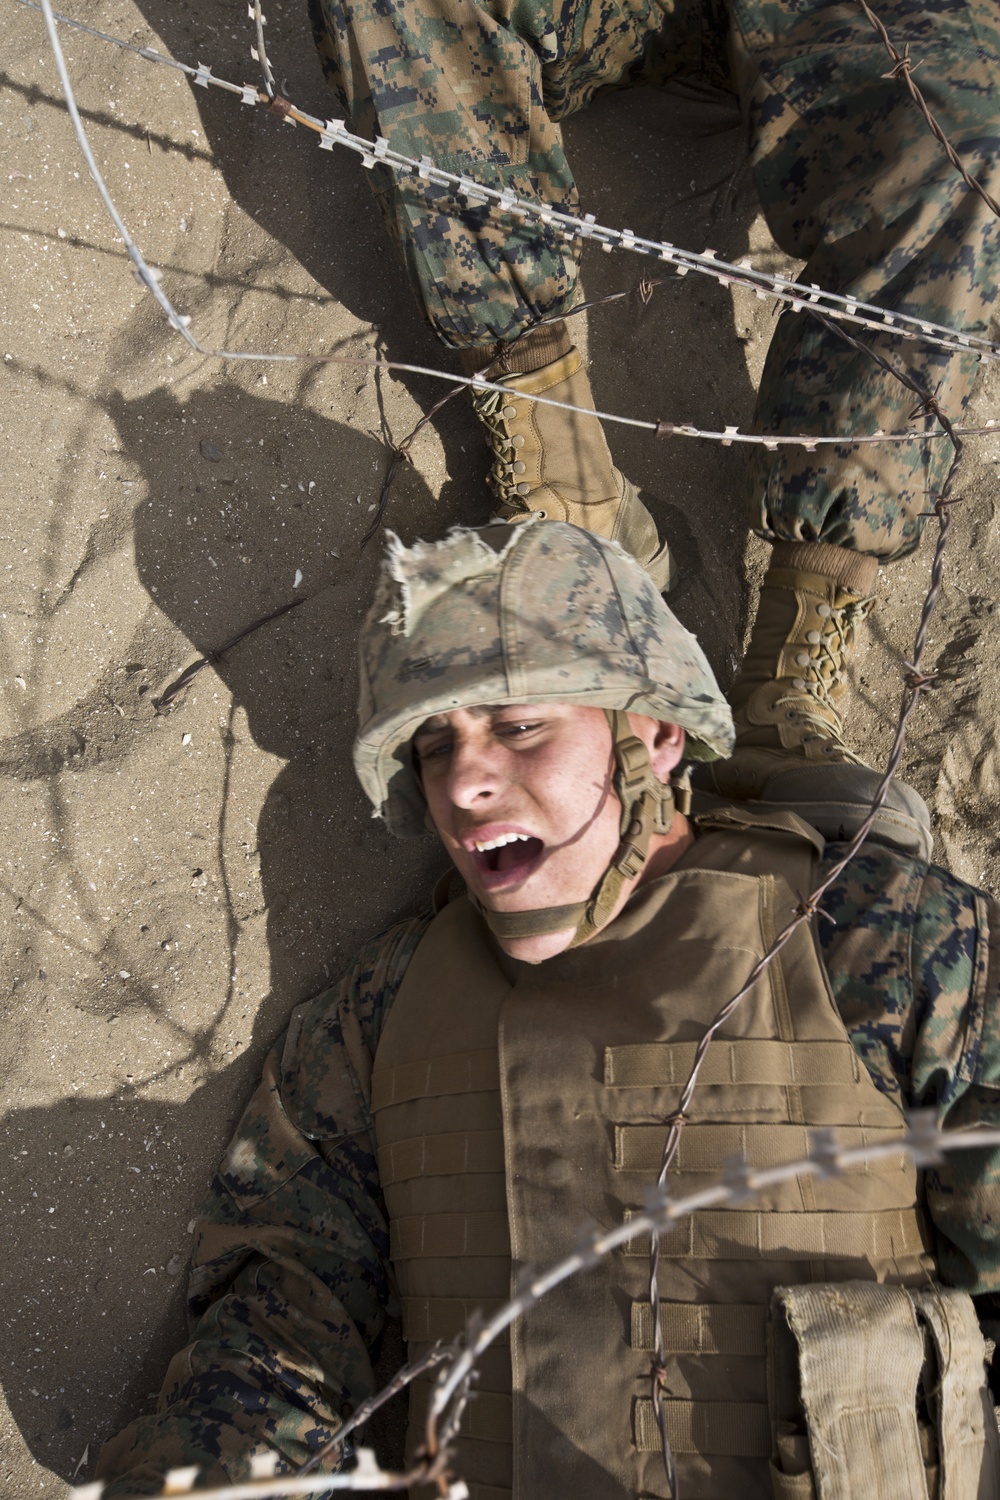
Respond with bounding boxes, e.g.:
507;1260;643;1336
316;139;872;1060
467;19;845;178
414;703;685;961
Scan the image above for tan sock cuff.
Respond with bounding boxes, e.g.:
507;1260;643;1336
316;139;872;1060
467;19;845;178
458;320;573;378
769;540;879;595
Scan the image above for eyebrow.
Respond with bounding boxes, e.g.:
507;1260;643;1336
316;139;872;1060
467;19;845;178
413;705;505;737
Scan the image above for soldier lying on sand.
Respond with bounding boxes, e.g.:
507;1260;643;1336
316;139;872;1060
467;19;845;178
98;521;1000;1500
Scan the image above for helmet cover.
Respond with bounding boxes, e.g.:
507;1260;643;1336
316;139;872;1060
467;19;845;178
354;520;734;836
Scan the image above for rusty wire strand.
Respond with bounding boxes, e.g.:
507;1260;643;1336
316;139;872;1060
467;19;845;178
857;0;1000;219
154;597;311;710
297;1345;453;1479
640;8;1000;1469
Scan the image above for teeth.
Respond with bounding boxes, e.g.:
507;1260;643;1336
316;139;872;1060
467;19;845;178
474;832;531;853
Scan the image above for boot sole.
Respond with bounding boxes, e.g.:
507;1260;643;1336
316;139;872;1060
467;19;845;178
691;765;933;861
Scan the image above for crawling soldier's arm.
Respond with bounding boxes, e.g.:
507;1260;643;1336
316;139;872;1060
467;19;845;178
819;844;1000;1355
95;915;428;1496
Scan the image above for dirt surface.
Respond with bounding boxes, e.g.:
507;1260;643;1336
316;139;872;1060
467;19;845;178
2;2;999;1495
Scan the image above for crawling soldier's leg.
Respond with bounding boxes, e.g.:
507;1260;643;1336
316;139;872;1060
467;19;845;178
307;0;727;585
700;0;1000;835
307;0;719;346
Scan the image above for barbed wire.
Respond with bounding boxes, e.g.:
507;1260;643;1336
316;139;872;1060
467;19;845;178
15;0;1000;372
857;0;1000;220
22;0;998;455
70;1114;1000;1500
248;0;276;101
21;1;1000;1495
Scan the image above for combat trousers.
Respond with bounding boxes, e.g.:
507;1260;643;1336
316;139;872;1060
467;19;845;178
309;0;1000;559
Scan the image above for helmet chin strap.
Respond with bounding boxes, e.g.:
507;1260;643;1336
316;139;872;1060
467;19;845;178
473;709;686;950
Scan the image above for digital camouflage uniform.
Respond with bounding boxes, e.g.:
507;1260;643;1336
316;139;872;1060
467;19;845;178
97;841;1000;1493
308;0;1000;559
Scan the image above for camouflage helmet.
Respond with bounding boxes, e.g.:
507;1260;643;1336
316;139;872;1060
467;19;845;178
354;520;733;837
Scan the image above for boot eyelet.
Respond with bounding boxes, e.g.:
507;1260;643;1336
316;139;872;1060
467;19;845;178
513;461;526;474
503;405;518;420
792;677;806;690
794;652;809;667
806;630;822;644
512;434;526;448
817;603;832;618
516;483;531;496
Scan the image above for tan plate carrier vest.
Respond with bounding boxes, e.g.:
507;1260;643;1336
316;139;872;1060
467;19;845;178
370;813;940;1500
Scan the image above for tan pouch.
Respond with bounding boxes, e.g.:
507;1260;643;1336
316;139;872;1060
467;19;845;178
768;1282;998;1500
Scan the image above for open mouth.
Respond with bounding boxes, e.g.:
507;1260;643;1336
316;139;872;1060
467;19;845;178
470;832;545;887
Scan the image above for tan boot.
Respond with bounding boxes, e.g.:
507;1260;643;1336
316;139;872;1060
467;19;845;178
693;541;932;857
713;541;878;795
465;328;674;591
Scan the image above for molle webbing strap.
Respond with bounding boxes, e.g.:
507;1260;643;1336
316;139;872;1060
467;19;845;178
379;1128;504;1186
614;1123;905;1173
604;1038;861;1089
390;1210;510;1260
632;1398;770;1457
771;1283;927;1500
371;1048;498;1111
630;1301;766;1356
402;1296;508;1344
622;1207;928;1260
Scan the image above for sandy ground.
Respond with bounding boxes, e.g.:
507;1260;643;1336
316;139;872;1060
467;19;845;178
2;1;999;1494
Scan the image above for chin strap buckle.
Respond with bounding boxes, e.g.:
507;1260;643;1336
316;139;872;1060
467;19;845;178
614;729;654;791
670;766;692;819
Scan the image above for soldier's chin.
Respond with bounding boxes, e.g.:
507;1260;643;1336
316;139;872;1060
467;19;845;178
491;921;578;964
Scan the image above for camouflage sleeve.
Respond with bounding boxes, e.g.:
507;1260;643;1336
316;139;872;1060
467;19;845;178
95;912;431;1497
819;849;1000;1316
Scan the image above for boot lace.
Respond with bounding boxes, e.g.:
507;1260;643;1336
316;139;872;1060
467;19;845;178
776;594;876;762
471;387;532;511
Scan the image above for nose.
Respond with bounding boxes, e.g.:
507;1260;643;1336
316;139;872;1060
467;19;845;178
446;733;505;811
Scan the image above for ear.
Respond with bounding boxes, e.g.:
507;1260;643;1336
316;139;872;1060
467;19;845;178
649;721;686;782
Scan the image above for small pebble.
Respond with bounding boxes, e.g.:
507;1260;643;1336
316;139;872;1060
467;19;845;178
199;439;223;463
